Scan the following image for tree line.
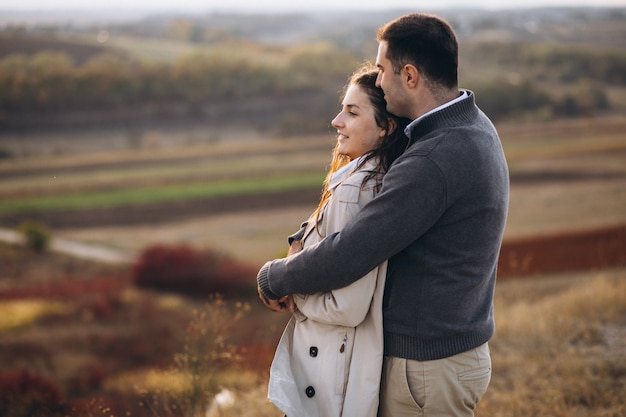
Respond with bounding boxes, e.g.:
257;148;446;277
0;48;358;113
462;41;625;121
0;40;624;128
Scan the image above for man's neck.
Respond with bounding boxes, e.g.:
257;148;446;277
406;89;468;137
434;87;461;107
414;87;459;120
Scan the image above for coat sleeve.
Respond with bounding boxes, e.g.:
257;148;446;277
287;221;308;245
294;178;380;327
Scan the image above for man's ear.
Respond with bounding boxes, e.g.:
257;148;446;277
403;64;419;89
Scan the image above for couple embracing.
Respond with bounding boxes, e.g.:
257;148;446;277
257;12;509;417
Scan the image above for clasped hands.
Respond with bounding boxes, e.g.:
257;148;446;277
257;287;296;313
257;238;303;313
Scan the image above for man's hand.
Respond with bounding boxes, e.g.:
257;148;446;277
257;285;296;313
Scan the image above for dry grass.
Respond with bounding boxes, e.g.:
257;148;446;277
123;269;624;417
95;297;283;417
1;245;624;416
478;269;626;417
0;299;73;332
199;269;626;417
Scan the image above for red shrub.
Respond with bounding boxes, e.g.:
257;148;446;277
498;224;626;278
132;244;257;298
0;370;69;417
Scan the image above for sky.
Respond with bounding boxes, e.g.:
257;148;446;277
1;0;624;13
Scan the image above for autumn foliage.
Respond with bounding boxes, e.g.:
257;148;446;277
0;370;69;417
132;244;257;298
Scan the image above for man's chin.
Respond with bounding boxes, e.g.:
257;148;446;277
386;105;403;118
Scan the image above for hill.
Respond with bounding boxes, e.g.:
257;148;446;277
0;7;624;132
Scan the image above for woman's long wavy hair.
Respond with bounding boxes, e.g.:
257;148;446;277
311;64;411;232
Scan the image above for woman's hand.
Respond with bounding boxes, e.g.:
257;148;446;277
287;239;303;256
257;286;296;313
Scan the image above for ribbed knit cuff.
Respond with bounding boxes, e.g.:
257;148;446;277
256;262;279;300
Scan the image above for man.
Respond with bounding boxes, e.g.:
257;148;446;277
257;13;509;416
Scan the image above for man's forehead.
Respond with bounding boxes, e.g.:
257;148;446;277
376;42;389;64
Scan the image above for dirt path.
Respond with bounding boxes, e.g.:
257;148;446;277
0;229;131;264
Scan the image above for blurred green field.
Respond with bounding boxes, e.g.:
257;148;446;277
0;173;325;215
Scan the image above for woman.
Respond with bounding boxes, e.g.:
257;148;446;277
268;64;410;417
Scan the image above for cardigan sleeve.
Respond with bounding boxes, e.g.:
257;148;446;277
257;152;446;298
293;176;380;327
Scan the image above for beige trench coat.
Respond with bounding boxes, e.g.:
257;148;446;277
269;159;387;417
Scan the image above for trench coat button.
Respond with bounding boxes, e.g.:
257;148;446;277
305;386;316;398
309;346;318;357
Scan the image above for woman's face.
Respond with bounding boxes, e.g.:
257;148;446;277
331;84;385;160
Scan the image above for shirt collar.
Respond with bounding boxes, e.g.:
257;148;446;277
404;90;468;137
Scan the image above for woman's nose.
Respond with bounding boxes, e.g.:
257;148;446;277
331;114;342;128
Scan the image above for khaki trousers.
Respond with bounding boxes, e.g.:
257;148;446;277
379;343;491;417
